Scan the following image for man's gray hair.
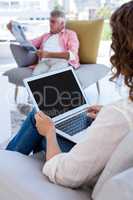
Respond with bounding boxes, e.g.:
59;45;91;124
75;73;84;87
50;10;65;19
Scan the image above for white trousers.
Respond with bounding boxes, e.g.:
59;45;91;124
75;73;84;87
32;58;69;76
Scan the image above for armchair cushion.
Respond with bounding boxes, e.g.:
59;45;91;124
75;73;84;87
66;19;104;64
3;67;32;86
3;64;109;88
75;64;109;88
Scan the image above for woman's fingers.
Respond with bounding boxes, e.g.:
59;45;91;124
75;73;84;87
87;111;97;119
35;113;43;124
87;105;102;113
87;106;98;112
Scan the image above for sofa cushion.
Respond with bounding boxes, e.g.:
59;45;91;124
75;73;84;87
3;64;109;89
92;133;133;199
96;168;133;200
3;67;33;86
0;150;90;200
66;19;104;64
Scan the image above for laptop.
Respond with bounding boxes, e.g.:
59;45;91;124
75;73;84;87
24;67;92;143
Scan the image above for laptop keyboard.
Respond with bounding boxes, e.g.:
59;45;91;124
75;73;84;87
56;112;93;136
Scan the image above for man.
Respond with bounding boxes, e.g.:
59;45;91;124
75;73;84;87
7;10;80;76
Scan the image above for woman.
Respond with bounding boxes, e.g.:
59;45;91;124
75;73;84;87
6;1;133;188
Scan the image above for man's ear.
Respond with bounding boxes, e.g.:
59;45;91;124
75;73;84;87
61;21;65;29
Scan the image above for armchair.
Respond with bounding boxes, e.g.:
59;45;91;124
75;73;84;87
4;19;109;102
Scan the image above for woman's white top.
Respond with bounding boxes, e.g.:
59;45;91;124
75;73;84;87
43;99;133;188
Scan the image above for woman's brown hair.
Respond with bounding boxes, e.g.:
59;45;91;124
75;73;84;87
110;1;133;101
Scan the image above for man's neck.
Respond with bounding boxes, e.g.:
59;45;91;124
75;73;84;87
50;28;65;34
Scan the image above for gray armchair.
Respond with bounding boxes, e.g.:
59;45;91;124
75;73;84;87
4;19;109;102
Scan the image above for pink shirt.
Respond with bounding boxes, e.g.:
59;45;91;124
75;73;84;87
31;28;80;69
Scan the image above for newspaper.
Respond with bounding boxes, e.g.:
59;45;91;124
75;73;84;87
11;21;37;52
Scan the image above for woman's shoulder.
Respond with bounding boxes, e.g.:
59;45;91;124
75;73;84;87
109;99;133;111
101;99;133;128
98;99;133;121
89;99;133;135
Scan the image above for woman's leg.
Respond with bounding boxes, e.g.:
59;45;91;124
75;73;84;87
6;109;44;155
6;108;75;155
6;109;92;155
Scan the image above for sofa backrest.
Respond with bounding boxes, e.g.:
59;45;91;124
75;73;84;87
66;19;104;64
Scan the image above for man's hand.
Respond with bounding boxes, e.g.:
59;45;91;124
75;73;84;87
7;21;13;32
87;105;103;119
35;111;55;138
36;50;49;60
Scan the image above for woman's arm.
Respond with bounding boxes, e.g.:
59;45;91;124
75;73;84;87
35;105;129;188
46;132;61;161
42;105;129;188
35;112;61;161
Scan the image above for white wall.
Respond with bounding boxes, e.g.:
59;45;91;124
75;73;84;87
0;42;12;59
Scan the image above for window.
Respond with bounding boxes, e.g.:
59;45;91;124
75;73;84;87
11;1;19;9
0;1;9;9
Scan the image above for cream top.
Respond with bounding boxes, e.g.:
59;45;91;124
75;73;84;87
43;99;133;188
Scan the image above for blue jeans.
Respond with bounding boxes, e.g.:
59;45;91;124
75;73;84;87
6;109;75;155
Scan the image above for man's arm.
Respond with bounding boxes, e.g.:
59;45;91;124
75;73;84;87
36;50;69;60
31;35;44;49
67;31;79;60
7;21;13;34
47;51;69;60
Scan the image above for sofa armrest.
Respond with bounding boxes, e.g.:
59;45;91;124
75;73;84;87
96;168;133;200
92;133;133;199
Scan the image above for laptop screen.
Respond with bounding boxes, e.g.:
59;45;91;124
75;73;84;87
27;70;87;118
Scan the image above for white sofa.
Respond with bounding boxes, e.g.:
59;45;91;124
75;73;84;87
96;169;133;200
0;133;133;200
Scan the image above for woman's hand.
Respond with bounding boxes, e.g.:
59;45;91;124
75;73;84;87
36;50;49;59
35;111;61;161
87;105;103;119
35;111;55;138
